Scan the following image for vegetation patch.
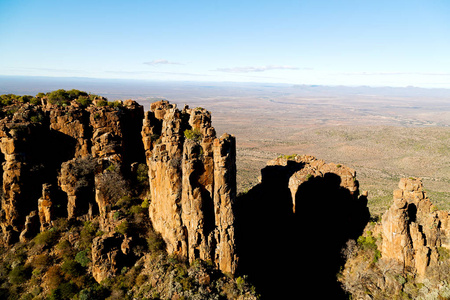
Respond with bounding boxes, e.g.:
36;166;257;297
184;128;203;142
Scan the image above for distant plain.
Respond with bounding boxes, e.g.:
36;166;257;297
2;76;450;216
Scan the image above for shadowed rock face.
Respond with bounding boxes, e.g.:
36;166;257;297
0;99;145;244
142;101;238;275
235;155;370;299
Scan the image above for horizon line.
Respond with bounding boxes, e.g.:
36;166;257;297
1;74;450;91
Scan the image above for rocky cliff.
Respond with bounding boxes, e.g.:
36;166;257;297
0;97;144;244
142;100;237;274
340;177;450;299
0;93;237;279
0;91;258;300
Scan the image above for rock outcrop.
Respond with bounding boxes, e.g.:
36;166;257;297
340;178;450;299
379;178;444;277
236;154;370;299
142;101;237;275
91;233;128;283
0;95;238;278
0;97;145;244
267;155;360;213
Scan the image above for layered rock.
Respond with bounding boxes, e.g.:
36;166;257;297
340;178;450;299
379;178;444;277
91;232;128;283
143;101;237;274
0;95;238;277
0;98;145;244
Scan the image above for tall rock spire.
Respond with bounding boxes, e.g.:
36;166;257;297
142;101;237;274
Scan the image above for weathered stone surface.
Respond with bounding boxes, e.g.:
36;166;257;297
143;102;237;274
0;96;239;277
49;106;90;158
340;177;450;298
212;133;238;274
37;183;54;231
0;99;145;243
91;233;126;283
19;210;39;242
378;177;441;278
271;155;360;213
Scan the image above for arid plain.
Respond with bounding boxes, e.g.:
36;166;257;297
135;83;450;217
2;77;450;216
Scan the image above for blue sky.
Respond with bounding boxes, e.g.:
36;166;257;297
1;0;450;87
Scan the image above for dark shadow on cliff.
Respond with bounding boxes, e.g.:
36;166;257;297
235;164;370;299
13;127;76;230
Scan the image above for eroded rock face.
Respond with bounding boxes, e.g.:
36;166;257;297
143;101;237;274
272;155;360;213
379;178;443;278
340;178;450;299
91;233;127;283
0;99;145;244
0;96;238;276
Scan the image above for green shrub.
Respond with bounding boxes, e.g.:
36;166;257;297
79;221;99;250
136;163;149;186
357;231;381;263
141;198;150;209
49;282;77;300
130;205;144;215
147;230;166;252
56;239;73;257
278;154;298;160
61;259;84;277
0;94;16;106
77;284;109;300
34;228;58;246
115;220;129;235
9;264;31;284
107;100;123;108
47;89;71;106
96;99;108;107
76;96;92;107
113;211;121;221
30;114;44;123
184;128;202;141
115;196;132;208
75;250;91;267
30;97;41;105
18;95;33;103
357;232;377;250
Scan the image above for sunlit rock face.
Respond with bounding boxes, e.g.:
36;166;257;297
143;101;237;275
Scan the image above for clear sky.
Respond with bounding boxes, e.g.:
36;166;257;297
1;0;450;88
